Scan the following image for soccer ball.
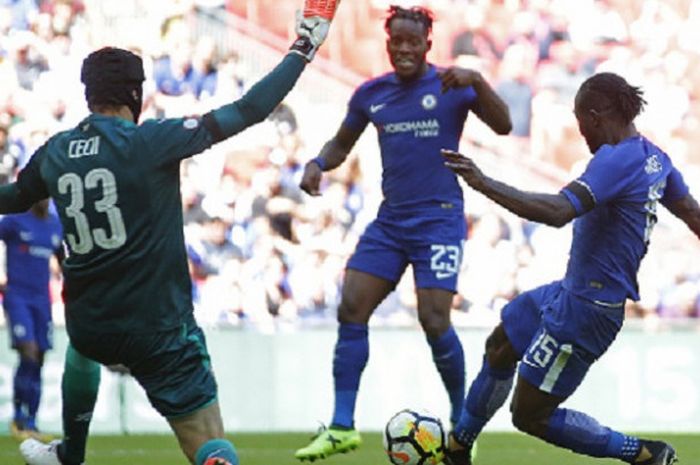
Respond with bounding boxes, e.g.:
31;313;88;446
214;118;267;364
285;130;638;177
383;408;447;465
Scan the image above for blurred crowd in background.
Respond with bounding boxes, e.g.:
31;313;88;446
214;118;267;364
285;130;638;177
0;0;698;332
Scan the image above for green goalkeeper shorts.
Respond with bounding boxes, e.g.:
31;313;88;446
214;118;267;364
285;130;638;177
70;315;218;418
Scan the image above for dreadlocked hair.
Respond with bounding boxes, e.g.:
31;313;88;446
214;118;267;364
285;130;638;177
384;5;434;36
580;72;647;124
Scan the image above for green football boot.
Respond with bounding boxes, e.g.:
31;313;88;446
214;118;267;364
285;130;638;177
295;425;362;461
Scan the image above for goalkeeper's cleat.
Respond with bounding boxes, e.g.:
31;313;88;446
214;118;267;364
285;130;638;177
635;441;678;465
295;425;362;461
19;438;63;465
303;0;342;20
443;433;477;465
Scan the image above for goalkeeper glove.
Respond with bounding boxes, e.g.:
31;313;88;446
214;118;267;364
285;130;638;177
289;13;331;62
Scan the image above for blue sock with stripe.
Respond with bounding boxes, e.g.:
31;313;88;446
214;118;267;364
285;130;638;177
545;408;640;461
453;356;514;448
331;322;369;429
195;438;239;465
427;326;466;425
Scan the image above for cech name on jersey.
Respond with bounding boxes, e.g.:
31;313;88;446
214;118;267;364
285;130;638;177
381;118;440;138
68;135;101;159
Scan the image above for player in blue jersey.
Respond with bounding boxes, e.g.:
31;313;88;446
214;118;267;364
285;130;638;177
1;199;63;440
1;7;336;465
295;5;511;461
441;72;700;465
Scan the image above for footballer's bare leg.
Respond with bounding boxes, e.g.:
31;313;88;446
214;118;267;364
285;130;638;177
168;401;237;465
295;270;394;461
338;269;395;325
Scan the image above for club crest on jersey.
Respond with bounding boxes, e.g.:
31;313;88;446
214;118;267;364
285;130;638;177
183;117;200;130
421;93;437;110
644;154;662;174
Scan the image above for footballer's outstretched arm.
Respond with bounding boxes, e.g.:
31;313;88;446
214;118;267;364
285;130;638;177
204;54;307;143
0;184;36;214
203;11;333;143
299;125;362;196
666;194;700;239
442;149;576;227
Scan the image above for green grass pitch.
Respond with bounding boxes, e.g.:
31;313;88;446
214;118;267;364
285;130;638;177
1;432;696;464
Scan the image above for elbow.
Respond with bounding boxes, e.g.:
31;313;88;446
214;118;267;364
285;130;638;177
493;115;512;135
496;121;512;135
547;218;569;228
544;211;572;228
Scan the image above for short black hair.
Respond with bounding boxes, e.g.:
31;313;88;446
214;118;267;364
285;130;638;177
578;72;647;124
384;5;434;36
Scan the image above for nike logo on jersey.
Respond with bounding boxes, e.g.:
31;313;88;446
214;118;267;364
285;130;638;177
370;103;387;113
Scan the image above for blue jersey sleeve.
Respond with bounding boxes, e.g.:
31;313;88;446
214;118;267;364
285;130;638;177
341;86;370;132
135;116;215;166
560;145;628;215
661;166;689;206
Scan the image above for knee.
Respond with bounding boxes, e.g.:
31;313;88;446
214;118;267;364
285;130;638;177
337;298;363;324
484;330;517;371
510;404;549;438
418;311;449;339
17;345;42;365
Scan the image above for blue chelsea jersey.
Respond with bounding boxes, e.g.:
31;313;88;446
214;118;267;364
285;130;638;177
0;210;63;297
560;136;689;304
343;65;477;213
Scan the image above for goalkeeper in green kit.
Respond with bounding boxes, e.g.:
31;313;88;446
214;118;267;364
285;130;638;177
5;2;341;464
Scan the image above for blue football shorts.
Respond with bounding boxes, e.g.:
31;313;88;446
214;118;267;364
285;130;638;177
501;280;624;398
347;210;466;292
70;315;217;419
4;292;53;351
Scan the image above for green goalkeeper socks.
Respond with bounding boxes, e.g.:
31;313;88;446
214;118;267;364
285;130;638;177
59;345;101;465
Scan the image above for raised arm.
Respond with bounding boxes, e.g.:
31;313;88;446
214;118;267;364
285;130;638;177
665;194;700;239
438;67;512;135
299;124;363;196
442;149;576;227
203;12;333;143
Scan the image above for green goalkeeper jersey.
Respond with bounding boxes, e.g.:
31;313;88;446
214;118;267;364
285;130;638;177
13;54;306;335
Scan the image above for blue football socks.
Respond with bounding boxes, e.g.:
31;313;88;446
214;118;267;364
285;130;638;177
13;357;41;428
331;322;369;429
545;408;640;462
195;438;239;465
453;356;514;448
427;326;466;425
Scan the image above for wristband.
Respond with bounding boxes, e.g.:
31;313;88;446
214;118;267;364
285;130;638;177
311;156;327;171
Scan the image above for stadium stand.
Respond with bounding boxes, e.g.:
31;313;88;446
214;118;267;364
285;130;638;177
0;0;698;333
